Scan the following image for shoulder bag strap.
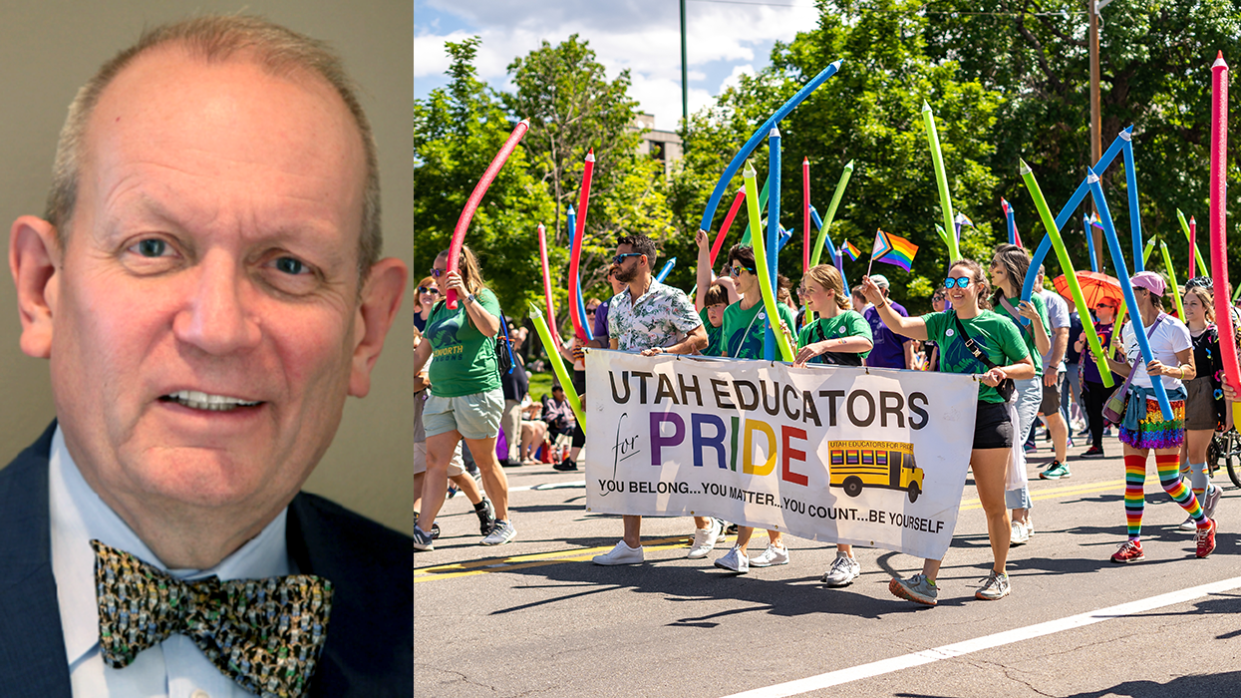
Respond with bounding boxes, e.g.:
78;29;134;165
952;312;1000;371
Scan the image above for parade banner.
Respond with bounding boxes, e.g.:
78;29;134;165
584;350;979;560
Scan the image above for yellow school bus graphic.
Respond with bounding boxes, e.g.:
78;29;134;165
828;440;924;503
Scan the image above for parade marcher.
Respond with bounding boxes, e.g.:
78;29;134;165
792;265;873;586
1176;284;1225;531
1076;298;1119;458
988;245;1050;546
413;246;516;549
1102;271;1215;563
415;276;441;334
1033;267;1072;479
865;260;1035;604
592;235;711;565
711;244;799;573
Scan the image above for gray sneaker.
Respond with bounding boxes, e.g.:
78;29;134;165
481;519;516;546
413;526;434;552
889;573;937;606
822;552;861;587
1203;485;1223;521
975;570;1011;600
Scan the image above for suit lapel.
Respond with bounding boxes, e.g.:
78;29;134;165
0;423;72;697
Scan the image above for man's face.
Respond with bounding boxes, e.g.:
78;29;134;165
45;49;369;515
613;244;642;284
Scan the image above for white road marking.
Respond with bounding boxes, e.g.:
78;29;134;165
721;575;1241;698
508;480;586;492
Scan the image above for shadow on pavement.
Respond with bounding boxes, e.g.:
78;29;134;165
896;669;1241;698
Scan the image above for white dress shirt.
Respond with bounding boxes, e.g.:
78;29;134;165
49;426;292;697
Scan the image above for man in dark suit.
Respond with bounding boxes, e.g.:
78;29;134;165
0;15;409;697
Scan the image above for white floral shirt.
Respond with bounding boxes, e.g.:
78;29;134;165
608;279;702;352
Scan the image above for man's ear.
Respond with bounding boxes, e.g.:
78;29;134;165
9;215;60;359
348;257;408;397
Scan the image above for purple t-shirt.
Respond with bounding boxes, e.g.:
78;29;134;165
594;301;610;340
863;301;911;369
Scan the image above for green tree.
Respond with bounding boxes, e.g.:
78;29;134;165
670;0;1005;313
414;37;556;319
503;35;675;313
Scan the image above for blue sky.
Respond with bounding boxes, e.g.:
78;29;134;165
414;0;821;132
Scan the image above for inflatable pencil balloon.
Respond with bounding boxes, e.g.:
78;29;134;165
1158;241;1185;321
743;160;795;362
1209;52;1241;430
537;223;563;348
447;119;529;309
1088;167;1174;420
698;61;841;236
529;303;584;428
810;160;854;267
1019;160;1113;387
922;102;959;263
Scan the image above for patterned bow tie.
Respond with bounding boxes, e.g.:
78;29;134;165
92;539;333;698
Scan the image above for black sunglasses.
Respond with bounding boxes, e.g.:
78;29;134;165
418;286;441;295
613;253;643;265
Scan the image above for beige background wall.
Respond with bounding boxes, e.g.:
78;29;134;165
0;1;412;533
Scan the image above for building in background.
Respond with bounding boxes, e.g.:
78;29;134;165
634;113;682;178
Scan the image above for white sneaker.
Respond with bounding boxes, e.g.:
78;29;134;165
1203;485;1223;521
1010;520;1030;546
1178;516;1198;532
688;518;723;559
1026;516;1035;537
713;545;749;573
822;552;861;587
749;542;790;567
592;540;644;566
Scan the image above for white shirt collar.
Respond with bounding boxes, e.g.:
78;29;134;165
48;426;291;666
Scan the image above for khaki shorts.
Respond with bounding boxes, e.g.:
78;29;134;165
413;440;465;477
424;388;504;440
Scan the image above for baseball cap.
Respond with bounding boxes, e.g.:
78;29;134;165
1130;271;1166;297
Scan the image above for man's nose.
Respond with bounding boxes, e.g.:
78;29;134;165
173;254;262;354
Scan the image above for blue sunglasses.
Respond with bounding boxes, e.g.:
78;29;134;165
944;277;973;289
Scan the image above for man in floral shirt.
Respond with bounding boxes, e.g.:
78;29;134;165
593;234;710;565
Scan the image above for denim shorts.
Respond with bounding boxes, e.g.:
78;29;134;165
424;388;504;440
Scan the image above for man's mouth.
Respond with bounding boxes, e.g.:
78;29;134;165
160;390;262;412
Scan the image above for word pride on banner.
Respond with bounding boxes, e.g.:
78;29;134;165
584;350;979;560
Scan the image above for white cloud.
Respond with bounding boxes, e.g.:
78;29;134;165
415;1;821;129
719;64;756;94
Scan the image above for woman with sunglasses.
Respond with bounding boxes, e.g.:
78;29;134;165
1102;271;1214;563
709;244;799;574
792;264;873;587
415;276;441;334
987;244;1050;545
412;246;516;550
862;260;1035;604
1075;297;1119;458
1175;284;1225;532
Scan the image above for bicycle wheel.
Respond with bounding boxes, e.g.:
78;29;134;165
1226;430;1241;489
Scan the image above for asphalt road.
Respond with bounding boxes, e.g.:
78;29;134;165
415;438;1241;698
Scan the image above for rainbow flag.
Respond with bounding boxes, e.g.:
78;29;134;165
870;229;918;272
842;239;861;262
1087;212;1105;230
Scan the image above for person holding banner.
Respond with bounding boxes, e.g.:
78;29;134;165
1102;271;1215;562
987;244;1051;546
1174;284;1225;532
793;264;874;587
592;235;714;565
862;260;1035;604
413;247;516;550
710;244;799;573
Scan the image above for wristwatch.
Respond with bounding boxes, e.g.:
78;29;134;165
465;293;477;305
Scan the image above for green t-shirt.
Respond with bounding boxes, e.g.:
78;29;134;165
700;307;725;357
797;310;872;364
424;288;502;398
922;309;1031;403
721;299;797;359
989;292;1048;376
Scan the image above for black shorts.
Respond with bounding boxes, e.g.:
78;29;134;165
973;401;1014;450
573;368;587;397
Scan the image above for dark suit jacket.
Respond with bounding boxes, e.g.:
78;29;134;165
0;423;412;697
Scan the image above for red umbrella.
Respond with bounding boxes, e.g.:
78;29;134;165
1053;271;1123;310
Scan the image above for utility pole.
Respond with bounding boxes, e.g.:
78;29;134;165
680;0;688;129
1090;0;1112;274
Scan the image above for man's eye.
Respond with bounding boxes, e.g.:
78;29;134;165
135;239;167;257
274;257;308;275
